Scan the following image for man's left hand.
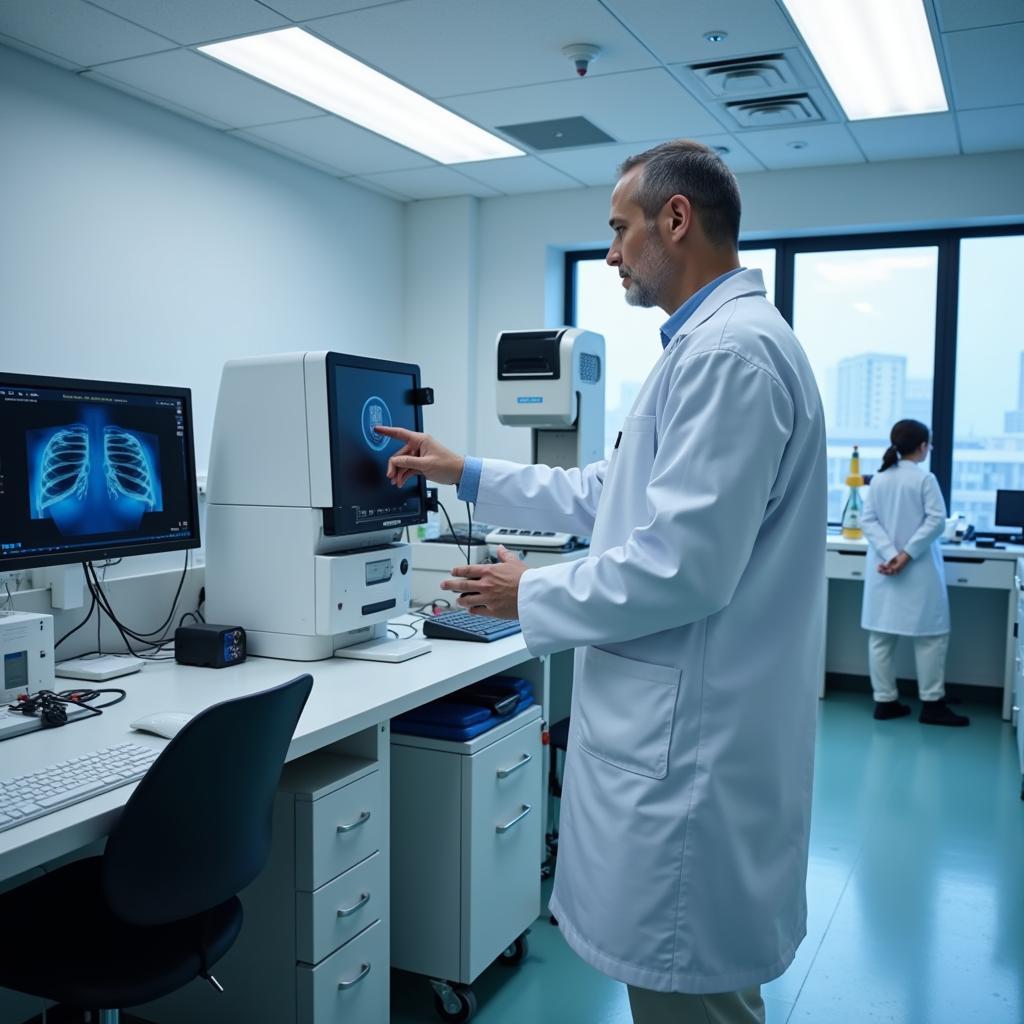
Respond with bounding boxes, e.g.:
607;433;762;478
441;546;526;619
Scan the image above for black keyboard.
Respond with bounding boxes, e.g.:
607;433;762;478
422;610;522;643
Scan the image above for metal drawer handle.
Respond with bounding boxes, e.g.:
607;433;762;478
496;753;532;779
337;892;371;918
851;571;862;577
496;803;531;834
337;963;371;990
337;810;371;834
957;577;968;584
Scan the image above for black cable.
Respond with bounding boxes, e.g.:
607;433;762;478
54;576;98;650
436;498;470;564
88;551;189;639
8;687;127;727
465;501;474;567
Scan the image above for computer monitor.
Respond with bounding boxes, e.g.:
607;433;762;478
322;352;427;537
0;373;201;570
994;489;1024;542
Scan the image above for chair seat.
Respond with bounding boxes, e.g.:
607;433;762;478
0;856;242;1009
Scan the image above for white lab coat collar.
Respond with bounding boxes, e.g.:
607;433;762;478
667;267;768;349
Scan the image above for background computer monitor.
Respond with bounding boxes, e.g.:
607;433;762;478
994;489;1024;541
0;373;201;570
321;352;427;537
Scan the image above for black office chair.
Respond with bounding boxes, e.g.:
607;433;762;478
0;673;312;1023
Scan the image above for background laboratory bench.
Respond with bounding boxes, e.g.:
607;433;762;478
0;625;551;1024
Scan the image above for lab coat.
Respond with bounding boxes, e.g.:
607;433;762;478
860;461;949;636
473;269;826;994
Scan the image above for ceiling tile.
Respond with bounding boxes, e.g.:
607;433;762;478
262;0;399;18
942;22;1024;109
353;166;502;200
237;115;435;174
737;124;866;170
539;140;666;187
958;104;1024;152
848;113;961;161
85;49;321;128
446;69;727;148
935;0;1024;32
309;0;657;97
0;32;83;70
86;0;288;46
695;135;766;173
0;0;172;67
602;0;801;66
449;156;584;194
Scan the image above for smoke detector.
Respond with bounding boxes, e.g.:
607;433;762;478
562;43;602;77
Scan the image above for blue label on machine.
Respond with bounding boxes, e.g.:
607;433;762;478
517;396;543;404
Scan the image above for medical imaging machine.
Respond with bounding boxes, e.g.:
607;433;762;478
205;351;433;662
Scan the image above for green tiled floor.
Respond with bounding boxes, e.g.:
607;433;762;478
392;692;1024;1024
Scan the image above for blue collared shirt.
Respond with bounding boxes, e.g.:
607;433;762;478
458;267;745;502
658;267;744;349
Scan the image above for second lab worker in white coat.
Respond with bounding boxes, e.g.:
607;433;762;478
379;140;826;1024
860;419;969;727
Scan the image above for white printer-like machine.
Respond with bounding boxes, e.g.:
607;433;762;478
488;327;604;558
205;351;433;662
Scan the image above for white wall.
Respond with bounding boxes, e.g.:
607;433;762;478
400;149;1024;467
0;44;406;474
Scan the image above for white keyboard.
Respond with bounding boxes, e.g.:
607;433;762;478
0;742;159;833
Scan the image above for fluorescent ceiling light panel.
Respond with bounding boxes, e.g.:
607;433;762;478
199;28;522;163
781;0;947;119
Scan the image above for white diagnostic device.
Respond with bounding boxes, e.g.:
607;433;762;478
0;612;55;700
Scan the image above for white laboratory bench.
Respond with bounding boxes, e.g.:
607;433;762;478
0;625;550;1024
825;535;1024;720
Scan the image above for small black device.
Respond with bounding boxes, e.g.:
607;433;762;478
422;610;521;643
174;623;246;668
440;683;519;716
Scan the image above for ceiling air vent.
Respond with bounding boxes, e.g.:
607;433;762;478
725;93;823;128
497;116;615;151
688;52;806;98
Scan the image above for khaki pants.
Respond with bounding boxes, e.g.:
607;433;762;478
868;630;949;703
627;984;765;1023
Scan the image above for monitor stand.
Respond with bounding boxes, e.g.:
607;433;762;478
334;636;431;663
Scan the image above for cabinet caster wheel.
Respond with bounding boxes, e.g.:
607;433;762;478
498;932;529;966
431;980;477;1022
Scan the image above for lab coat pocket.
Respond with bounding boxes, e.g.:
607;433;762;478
577;646;681;780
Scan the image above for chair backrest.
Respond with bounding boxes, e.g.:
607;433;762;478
102;674;312;926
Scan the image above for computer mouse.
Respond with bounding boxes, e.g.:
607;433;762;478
129;711;192;739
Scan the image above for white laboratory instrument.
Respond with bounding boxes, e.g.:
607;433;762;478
0;611;55;699
496;328;604;470
493;328;604;560
204;351;433;662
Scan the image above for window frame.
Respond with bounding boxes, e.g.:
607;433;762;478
565;224;1024;510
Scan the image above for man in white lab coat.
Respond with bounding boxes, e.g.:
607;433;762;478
379;140;826;1024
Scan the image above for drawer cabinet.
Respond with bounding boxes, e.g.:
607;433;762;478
391;706;543;986
140;726;390;1024
943;557;1014;590
825;549;867;580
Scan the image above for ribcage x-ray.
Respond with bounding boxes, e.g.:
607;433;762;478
103;426;157;509
38;424;90;513
29;415;162;535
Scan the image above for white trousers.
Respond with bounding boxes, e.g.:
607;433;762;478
627;985;765;1024
868;631;949;703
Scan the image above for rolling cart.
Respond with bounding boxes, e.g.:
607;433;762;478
391;701;542;1021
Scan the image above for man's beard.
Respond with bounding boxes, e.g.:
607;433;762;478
622;234;672;308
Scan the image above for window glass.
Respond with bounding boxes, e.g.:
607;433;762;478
952;235;1024;530
792;247;938;521
574;248;777;456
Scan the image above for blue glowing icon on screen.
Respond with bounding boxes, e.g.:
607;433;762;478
28;407;162;537
361;395;392;451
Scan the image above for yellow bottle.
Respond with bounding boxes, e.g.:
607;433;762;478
841;445;864;540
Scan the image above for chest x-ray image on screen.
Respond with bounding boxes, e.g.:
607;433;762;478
0;376;200;570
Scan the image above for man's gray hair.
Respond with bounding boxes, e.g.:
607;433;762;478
618;140;741;247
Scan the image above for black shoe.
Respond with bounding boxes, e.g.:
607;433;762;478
919;699;970;727
874;701;912;720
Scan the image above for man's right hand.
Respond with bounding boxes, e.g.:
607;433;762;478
374;426;465;487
